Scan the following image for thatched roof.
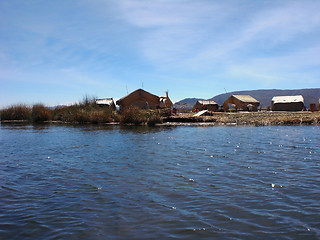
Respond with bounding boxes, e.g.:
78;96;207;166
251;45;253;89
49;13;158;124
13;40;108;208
116;89;159;105
159;96;173;108
232;95;259;103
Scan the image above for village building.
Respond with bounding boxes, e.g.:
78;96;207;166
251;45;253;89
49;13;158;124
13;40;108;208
310;103;317;112
95;98;116;110
192;100;219;112
271;95;304;111
223;95;260;111
159;93;173;109
116;89;172;111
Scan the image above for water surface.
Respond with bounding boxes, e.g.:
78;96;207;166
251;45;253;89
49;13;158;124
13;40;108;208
1;124;319;239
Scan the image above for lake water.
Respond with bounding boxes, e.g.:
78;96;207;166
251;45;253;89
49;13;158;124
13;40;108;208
1;124;319;239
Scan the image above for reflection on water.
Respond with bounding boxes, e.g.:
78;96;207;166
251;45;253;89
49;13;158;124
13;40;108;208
0;124;320;239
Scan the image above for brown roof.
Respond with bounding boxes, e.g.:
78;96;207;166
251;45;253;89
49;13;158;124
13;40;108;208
232;95;259;103
116;89;159;106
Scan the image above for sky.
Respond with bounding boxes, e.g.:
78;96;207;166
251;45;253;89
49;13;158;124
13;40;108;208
1;0;320;108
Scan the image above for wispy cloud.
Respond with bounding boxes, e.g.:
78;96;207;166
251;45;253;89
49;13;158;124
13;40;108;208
117;0;320;76
0;0;320;107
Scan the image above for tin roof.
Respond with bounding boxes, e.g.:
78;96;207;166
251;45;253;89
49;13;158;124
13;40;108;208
95;98;114;105
272;95;304;104
198;100;218;105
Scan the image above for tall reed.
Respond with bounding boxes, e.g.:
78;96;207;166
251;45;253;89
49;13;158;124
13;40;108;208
119;107;162;125
0;104;32;121
32;104;52;122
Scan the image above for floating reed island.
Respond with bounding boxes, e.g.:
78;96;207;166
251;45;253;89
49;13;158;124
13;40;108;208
163;111;320;126
1;105;320;126
1;97;320;126
0;99;162;126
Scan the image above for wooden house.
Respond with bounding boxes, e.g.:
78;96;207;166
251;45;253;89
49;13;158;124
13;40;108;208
95;98;116;110
192;100;219;112
271;95;304;111
116;89;172;111
223;95;260;111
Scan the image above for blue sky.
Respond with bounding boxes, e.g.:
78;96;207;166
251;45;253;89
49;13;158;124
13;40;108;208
1;0;320;108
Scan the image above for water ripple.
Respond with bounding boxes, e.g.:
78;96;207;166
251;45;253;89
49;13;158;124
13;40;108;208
0;125;319;239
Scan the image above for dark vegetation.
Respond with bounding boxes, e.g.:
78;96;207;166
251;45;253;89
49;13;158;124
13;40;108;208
52;97;115;124
32;104;52;122
0;104;32;121
0;96;163;125
119;107;162;125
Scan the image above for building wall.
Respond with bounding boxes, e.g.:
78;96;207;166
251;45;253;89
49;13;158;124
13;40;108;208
223;96;259;111
271;102;304;111
193;102;218;111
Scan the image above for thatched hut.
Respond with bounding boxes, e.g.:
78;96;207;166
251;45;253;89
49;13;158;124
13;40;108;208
159;92;173;109
192;100;219;112
116;89;172;111
271;95;304;111
223;95;260;111
95;98;116;110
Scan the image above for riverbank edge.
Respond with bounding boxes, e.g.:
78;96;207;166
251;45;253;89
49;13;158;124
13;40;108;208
162;111;320;126
1;112;320;127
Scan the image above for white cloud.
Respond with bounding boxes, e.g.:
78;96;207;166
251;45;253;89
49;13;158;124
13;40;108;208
117;0;234;67
1;0;320;106
225;44;320;88
115;0;320;76
241;1;320;45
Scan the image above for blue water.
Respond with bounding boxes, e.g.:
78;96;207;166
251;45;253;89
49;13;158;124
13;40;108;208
0;124;319;239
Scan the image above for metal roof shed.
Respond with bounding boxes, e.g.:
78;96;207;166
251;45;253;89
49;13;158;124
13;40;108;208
271;95;304;111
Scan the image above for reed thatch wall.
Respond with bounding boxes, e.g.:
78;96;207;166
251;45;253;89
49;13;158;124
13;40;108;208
223;95;260;111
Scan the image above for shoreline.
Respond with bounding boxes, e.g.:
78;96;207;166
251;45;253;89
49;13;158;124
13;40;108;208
1;111;320;126
162;111;320;126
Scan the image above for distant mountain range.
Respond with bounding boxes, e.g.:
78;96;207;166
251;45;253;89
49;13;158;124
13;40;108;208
174;88;320;109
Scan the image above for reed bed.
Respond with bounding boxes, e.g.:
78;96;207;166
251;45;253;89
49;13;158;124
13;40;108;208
119;107;162;125
0;104;32;121
52;97;114;123
2;99;319;126
0;97;115;124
